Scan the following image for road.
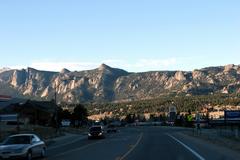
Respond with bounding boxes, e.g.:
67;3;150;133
39;126;240;160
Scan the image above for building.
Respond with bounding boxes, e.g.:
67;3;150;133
0;95;57;126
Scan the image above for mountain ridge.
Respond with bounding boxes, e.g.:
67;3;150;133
0;64;240;103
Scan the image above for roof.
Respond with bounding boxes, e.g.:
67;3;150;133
9;134;38;137
0;98;27;110
25;100;57;113
0;99;56;114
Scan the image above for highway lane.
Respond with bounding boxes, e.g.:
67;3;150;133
45;128;141;160
124;127;199;160
38;126;240;160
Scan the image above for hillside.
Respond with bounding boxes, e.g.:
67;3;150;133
0;64;240;103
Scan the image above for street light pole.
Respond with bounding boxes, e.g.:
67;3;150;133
55;90;57;104
54;82;60;133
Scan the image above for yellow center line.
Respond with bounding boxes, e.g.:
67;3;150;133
119;132;143;160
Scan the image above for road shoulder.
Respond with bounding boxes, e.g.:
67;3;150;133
174;131;240;160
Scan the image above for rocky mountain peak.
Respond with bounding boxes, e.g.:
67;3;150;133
98;63;112;71
1;64;240;103
26;67;38;73
0;67;11;73
192;70;205;80
60;68;71;74
174;71;186;81
224;64;235;72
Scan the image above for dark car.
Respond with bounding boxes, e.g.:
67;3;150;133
88;126;105;139
0;134;46;160
106;124;117;133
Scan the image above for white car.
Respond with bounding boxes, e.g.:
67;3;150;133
0;134;46;160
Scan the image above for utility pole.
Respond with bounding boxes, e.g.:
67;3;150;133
54;83;59;133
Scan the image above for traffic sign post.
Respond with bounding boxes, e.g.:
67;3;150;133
169;105;177;123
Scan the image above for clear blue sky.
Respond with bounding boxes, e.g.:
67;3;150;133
0;0;239;72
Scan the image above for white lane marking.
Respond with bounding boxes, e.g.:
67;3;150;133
48;136;86;150
167;134;205;160
119;133;143;160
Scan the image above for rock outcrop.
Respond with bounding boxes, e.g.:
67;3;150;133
0;64;240;103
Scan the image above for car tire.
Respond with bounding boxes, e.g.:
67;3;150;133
26;151;32;160
41;148;46;157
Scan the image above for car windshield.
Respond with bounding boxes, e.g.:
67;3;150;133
90;127;101;132
4;136;31;145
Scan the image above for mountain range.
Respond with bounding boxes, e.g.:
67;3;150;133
0;64;240;103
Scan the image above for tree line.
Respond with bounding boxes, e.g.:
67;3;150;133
56;103;88;127
85;93;240;118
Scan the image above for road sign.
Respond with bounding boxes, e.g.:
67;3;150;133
61;119;71;127
169;105;177;113
0;114;18;122
224;110;240;120
169;105;177;122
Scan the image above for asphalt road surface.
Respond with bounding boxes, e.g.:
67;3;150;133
38;126;240;160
